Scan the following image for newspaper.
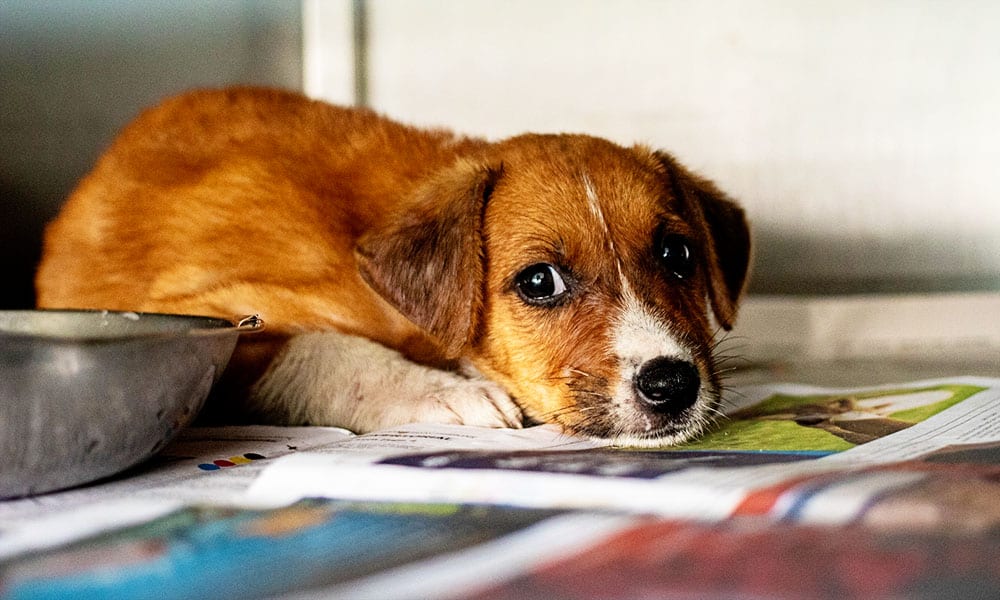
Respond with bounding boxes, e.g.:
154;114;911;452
0;426;352;559
2;377;999;598
3;377;998;549
244;377;1000;523
0;422;596;559
4;497;999;600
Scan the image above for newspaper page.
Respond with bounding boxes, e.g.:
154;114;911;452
0;426;353;559
0;422;599;559
299;509;1000;600
0;499;628;599
4;498;998;599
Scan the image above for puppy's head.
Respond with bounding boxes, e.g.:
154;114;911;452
357;135;750;446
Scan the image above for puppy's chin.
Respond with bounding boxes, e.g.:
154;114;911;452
569;391;720;448
602;406;716;448
526;367;720;447
484;361;721;448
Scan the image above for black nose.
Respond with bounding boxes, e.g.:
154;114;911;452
634;357;701;415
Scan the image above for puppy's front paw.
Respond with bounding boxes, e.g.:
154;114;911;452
250;331;524;433
420;377;523;429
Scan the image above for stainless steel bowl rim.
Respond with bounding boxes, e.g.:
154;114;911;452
0;309;263;343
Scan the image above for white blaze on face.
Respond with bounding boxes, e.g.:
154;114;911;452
580;172;714;445
582;171;628;300
582;173;608;236
612;288;691;389
607;285;713;447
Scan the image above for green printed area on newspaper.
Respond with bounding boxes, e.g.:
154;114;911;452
678;384;986;453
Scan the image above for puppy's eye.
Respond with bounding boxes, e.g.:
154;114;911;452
515;263;568;304
657;233;695;279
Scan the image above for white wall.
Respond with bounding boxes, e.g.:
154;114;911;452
304;0;1000;295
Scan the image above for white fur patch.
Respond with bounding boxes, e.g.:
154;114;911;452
582;172;607;235
606;290;715;445
612;291;690;370
582;172;630;290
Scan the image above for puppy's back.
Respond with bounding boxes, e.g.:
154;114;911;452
36;87;479;327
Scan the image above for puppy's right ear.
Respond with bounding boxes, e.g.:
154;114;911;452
654;151;751;330
355;159;502;358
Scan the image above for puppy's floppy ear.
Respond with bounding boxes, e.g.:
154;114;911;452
654;151;751;330
355;159;502;357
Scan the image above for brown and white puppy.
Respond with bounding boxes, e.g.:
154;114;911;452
36;87;750;447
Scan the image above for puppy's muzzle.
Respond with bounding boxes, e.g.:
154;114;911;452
634;357;701;417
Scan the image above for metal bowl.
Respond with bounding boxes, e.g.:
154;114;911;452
0;310;262;498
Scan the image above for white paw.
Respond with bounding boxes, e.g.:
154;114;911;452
418;376;523;429
249;331;524;433
338;370;523;432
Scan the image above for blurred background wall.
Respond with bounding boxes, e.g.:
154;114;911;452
0;0;301;309
306;0;1000;297
2;0;998;310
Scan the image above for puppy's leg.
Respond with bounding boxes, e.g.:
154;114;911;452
249;331;523;433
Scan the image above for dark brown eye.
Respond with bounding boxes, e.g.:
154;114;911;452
656;233;695;279
515;263;568;305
